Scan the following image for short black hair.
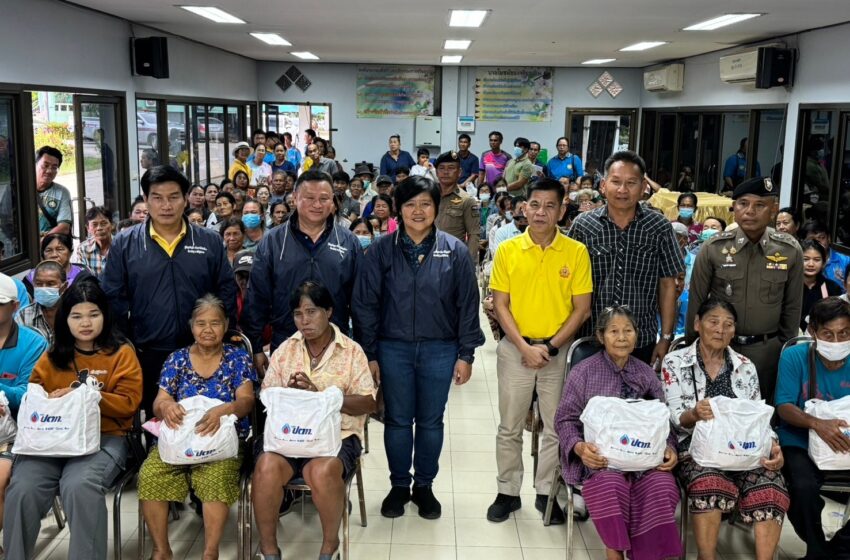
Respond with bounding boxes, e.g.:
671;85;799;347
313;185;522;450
252;129;266;138
488;131;503;141
696;299;738;322
283;132;293;141
349;218;374;235
458;133;471;143
529;141;541;151
40;233;73;257
514;137;530;150
396;166;410;176
809;297;850;331
704;216;727;230
374;194;395;216
85;206;112;223
295;169;334;191
677;192;698;207
332;171;351;184
528;178;564;203
800;220;830;238
389;134;401;142
801;239;828;261
290;280;334;312
218;217;244;237
215;191;236;206
417;148;430;158
305;128;316;139
393;176;440;218
36;145;63;166
777;206;801;226
579;174;593;184
141;165;191;197
556;136;570;147
604;150;646;176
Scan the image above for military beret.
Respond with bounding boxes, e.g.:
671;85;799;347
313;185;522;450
434;151;460;167
731;176;778;199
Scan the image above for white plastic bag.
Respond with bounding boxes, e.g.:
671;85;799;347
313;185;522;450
806;396;850;470
0;392;17;445
261;386;343;459
689;396;774;471
158;395;239;465
13;383;101;457
580;396;670;471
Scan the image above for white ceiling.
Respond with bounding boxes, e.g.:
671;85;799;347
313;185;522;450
70;0;850;67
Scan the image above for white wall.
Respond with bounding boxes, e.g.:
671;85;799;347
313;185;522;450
0;0;258;192
256;62;643;168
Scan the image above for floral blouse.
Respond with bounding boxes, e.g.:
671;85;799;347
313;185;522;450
660;339;761;451
159;344;257;437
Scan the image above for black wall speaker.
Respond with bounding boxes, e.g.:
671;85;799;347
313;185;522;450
756;47;795;89
131;37;169;79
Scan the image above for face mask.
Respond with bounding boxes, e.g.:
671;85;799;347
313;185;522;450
357;235;372;249
505;211;513;222
568;192;579;201
513;147;524;158
700;229;719;242
34;287;61;308
242;214;262;229
479;193;491;203
815;338;850;362
363;181;372;191
678;207;695;220
496;187;508;193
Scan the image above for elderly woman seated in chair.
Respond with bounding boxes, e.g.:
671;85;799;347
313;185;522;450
555;305;682;560
252;281;376;560
662;299;787;560
138;294;256;560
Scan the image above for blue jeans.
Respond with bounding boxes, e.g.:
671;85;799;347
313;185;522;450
377;338;458;488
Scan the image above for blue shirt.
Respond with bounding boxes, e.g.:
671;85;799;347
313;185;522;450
723;152;762;183
286;147;302;170
546;154;583;181
0;323;48;417
776;343;850;449
458;151;480;184
13;278;30;310
824;249;850;292
159;344;257;437
379;151;416;184
271;161;296;175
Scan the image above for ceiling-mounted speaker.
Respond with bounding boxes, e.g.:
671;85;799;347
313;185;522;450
131;37;169;79
755;47;795;89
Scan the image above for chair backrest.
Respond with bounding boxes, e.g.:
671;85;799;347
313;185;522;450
782;335;813;354
670;336;688;353
226;330;254;357
564;336;601;382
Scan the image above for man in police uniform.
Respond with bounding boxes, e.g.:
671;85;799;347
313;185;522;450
434;151;480;263
687;176;803;403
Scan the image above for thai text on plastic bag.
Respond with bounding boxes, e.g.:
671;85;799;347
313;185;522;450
580;396;670;471
12;383;101;457
689;396;774;471
261;386;343;459
806;396;850;470
158;395;239;465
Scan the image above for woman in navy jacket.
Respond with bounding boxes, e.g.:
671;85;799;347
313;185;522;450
353;175;485;521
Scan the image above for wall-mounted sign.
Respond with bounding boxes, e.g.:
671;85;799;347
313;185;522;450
356;65;436;118
474;67;554;122
457;116;475;132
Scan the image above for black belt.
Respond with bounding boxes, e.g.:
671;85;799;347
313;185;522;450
523;337;550;345
733;332;778;346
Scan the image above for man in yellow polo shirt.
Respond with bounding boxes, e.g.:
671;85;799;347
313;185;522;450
486;177;592;525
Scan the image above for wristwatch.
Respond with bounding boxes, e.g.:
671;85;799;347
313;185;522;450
661;333;674;342
545;340;559;357
459;355;475;365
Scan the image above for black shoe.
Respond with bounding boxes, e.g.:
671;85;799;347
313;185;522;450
279;489;304;517
380;486;411;518
535;494;565;525
486;493;521;523
411;485;441;520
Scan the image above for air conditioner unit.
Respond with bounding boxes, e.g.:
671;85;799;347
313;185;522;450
719;49;759;84
643;64;684;92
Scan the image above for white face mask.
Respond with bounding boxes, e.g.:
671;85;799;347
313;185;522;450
815;338;850;362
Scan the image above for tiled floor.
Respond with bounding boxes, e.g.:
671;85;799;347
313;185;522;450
29;316;835;559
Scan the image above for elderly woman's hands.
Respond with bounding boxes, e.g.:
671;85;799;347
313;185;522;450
692;399;715;422
575;442;607;470
195;403;228;436
761;441;784;471
657;446;678;471
288;371;319;392
162;401;187;429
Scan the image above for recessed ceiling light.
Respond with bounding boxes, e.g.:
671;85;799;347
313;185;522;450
179;6;245;24
250;33;291;46
444;39;472;50
619;41;668;52
441;55;463;64
449;10;488;27
291;51;319;60
683;13;762;31
582;58;617;65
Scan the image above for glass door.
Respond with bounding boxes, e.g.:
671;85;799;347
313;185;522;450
0;96;22;264
582;116;620;171
73;96;124;234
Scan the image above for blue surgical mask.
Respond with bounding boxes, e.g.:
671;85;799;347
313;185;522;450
34;287;61;308
479;193;491;203
700;229;719;242
242;214;262;229
505;211;513;222
357;235;372;249
513;146;524;158
678;207;695;220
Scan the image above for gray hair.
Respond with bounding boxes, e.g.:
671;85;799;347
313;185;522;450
595;305;638;337
576;188;596;201
190;294;228;326
34;260;67;282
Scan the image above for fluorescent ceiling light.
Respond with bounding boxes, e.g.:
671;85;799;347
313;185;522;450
444;39;472;50
684;13;762;31
179;6;245;24
441;55;463;64
582;58;616;65
619;41;667;51
250;33;291;46
449;10;488;27
291;51;319;60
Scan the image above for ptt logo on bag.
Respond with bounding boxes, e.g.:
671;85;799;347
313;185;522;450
619;434;651;449
727;440;756;450
281;423;313;436
30;412;62;423
185;448;217;459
